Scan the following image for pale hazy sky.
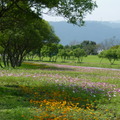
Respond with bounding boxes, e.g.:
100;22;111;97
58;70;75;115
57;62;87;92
43;0;120;22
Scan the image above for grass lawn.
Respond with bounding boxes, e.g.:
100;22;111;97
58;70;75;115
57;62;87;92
0;62;120;120
32;55;120;69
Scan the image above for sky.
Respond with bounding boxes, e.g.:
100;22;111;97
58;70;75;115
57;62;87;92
43;0;120;22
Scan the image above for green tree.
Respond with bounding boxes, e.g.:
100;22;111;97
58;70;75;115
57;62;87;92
73;48;87;62
98;48;118;65
57;44;64;49
58;49;68;62
40;46;49;61
116;47;120;59
0;0;97;25
26;50;38;61
45;44;59;62
0;17;59;67
80;40;97;55
67;50;74;60
0;46;4;68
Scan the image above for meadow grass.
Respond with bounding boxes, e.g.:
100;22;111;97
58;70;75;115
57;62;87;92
33;55;120;69
0;62;120;120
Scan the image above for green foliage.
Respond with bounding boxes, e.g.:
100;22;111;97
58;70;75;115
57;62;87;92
0;5;60;68
57;44;64;49
37;41;98;63
116;48;120;59
73;48;87;62
0;0;97;25
39;44;59;62
80;40;97;55
58;48;73;61
110;45;120;49
0;46;4;54
0;46;4;68
70;40;98;55
58;49;68;61
98;46;120;65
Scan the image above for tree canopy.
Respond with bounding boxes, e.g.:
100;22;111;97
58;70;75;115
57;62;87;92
98;45;120;65
0;0;97;25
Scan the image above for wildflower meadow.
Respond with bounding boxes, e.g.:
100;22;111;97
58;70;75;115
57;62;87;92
0;62;120;120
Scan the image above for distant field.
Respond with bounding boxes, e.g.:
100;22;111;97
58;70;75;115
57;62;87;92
0;62;120;120
32;55;120;69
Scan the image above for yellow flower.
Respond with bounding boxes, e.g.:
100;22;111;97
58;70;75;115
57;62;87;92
105;109;109;111
62;111;67;114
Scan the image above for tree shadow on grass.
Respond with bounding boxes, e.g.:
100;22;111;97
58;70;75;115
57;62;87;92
32;84;109;106
0;85;32;110
0;82;109;110
30;84;119;119
20;62;74;71
0;81;119;119
0;84;35;120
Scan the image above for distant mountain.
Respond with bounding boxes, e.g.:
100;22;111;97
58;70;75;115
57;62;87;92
49;21;120;45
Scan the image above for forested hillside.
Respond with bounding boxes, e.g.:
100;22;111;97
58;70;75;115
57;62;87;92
49;21;120;45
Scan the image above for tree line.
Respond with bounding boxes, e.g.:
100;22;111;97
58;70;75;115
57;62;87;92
24;40;100;62
25;40;120;65
1;36;120;67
